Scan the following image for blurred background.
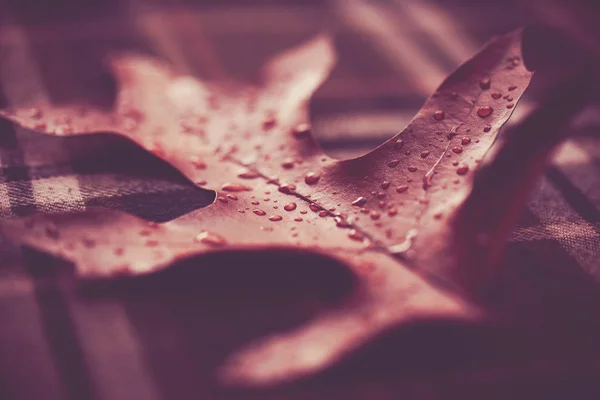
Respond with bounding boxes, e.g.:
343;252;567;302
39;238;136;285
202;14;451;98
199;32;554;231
0;1;599;399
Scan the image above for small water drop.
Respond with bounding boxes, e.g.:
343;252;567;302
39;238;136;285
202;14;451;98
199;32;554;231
269;215;283;222
477;106;493;118
284;203;297;211
195;231;227;247
479;78;491;90
506;96;513;102
348;230;364;241
381;181;391;190
197;180;207;186
318;210;328;217
304;172;320;185
221;183;252;192
279;183;297;194
491;93;502;100
396;185;409;193
407;166;417;172
508;85;517;91
336;217;351;228
300;210;308;214
433;110;445;121
370;211;381;220
238;169;260;179
379;200;387;208
292;123;310;138
263;117;277;130
376;192;386;199
506;103;514;109
253;209;267;216
452;146;463;154
217;196;228;203
420;150;430;158
388;208;398;216
394;139;404;150
281;158;294;169
452;161;459;166
251;201;260;205
351;196;367;207
461;137;471;145
456;165;469;175
226;194;238;201
309;204;320;212
483;124;491;133
294;217;303;222
388;160;400;168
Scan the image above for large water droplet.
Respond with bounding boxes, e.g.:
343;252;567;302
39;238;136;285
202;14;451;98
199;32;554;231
477;106;493;118
452;146;463;154
195;231;227;247
388;160;400;168
309;203;320;212
222;183;252;192
284;203;297;211
433;110;445;121
396;185;409;193
304;172;320;185
420;150;430;158
253;209;266;216
461;137;471;145
269;215;283;222
407;166;417;172
352;196;367;206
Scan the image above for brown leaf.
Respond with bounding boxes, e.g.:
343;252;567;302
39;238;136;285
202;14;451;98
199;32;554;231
0;30;537;386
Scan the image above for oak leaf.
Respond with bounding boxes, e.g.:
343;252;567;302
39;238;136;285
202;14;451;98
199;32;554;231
0;29;572;387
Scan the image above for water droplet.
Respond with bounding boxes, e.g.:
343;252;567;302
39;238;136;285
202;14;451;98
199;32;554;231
263;198;270;202
381;181;391;189
483;124;491;133
394;139;404;150
238;169;260;179
434;212;443;220
226;194;238;201
479;78;491;90
351;196;367;207
506;96;513;102
378;201;387;208
309;203;320;212
304;172;320;185
461;137;471;145
279;183;297;194
370;211;381;220
251;201;260;205
253;209;266;216
263;117;276;130
508;85;517;91
284;203;297;211
269;215;283;222
376;192;386;199
281;158;294;169
456;165;469;175
396;185;409;193
294;217;303;222
195;231;227;247
506;103;514;109
452;146;463;154
388;160;400;168
197;180;207;186
420;150;430;158
388;208;398;216
360;208;370;214
348;230;364;241
452;161;459;166
217;196;228;203
318;210;328;217
433;110;445;121
28;107;43;119
222;183;252;192
407;166;417;172
446;132;457;140
336;218;351;228
491;93;502;100
292;123;310;138
300;210;308;214
477;106;493;118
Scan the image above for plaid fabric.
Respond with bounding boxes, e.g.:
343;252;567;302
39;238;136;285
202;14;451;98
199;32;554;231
1;1;599;399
